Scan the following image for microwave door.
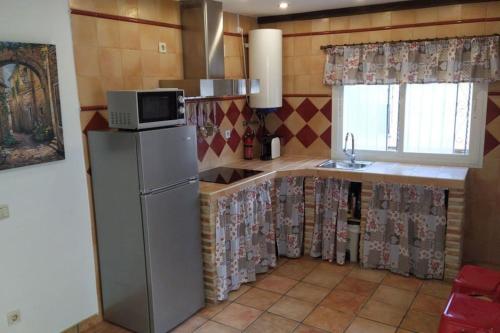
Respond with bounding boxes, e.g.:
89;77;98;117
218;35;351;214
137;91;185;130
136;126;198;193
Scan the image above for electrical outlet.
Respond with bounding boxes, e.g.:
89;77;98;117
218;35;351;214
158;42;167;53
7;310;20;326
237;26;243;34
224;130;231;140
0;204;9;220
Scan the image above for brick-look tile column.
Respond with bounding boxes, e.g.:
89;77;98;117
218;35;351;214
445;188;466;281
303;177;315;255
359;182;373;264
200;193;217;303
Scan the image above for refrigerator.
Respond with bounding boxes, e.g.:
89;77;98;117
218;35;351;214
88;126;204;333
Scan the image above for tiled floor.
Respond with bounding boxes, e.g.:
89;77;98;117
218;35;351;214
83;257;452;333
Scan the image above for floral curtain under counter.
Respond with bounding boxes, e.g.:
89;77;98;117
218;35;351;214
362;183;447;279
276;176;305;258
310;178;350;265
215;180;276;301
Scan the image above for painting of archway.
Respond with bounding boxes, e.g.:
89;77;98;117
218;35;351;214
0;42;64;171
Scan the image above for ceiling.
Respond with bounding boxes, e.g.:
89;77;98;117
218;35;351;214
221;0;408;17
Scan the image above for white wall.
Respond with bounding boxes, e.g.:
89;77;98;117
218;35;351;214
0;1;98;332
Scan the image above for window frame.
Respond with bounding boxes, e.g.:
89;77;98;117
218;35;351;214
331;83;488;168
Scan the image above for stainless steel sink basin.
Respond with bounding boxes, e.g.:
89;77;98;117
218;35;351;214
318;160;372;170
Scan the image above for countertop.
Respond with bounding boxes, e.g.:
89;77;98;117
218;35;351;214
199;155;468;197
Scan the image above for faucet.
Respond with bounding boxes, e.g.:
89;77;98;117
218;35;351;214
343;132;355;164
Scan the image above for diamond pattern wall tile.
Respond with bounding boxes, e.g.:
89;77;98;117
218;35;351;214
197;138;209;161
308;112;330;135
276;98;294;121
296;124;318;148
83;112;109;134
484;130;499;156
320;126;331;148
296;98;319;122
275;124;294;145
487;116;500;141
210;132;226;157
242;103;253;121
486;98;500;124
285;111;307;135
226;101;240;125
227;129;241;152
214;103;225;127
320;99;332;122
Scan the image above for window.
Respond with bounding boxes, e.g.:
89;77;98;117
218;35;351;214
332;82;488;167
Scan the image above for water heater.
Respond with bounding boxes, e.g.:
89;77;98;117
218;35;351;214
249;29;282;110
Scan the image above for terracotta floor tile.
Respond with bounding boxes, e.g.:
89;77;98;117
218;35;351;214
303;306;354;333
345;317;396;333
382;274;423;292
198;301;230;319
293;324;329;333
228;285;251;301
245;312;299;333
400;310;441;333
212;303;262;330
277;257;289;267
235;287;282;310
194;320;240;333
371;285;416;310
247;272;270;287
273;260;317;280
302;267;344;289
358;299;406;327
320;289;367;315
336;277;379;297
286;282;330;304
172;315;208;333
410;293;447;315
256;275;298;294
419;280;452;299
348;267;387;283
316;262;354;276
268;296;316;322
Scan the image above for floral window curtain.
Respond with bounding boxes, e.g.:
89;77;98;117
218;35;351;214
310;178;350;265
276;176;305;258
215;180;276;301
324;35;499;85
362;183;447;279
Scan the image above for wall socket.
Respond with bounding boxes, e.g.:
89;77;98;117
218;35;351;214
0;204;9;220
158;42;167;53
7;310;20;326
224;130;231;140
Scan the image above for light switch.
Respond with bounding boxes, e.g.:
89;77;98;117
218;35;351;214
0;205;9;220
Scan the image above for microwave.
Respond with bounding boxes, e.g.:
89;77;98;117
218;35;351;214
107;89;186;130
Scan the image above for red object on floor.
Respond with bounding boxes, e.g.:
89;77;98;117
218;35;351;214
453;265;500;302
439;293;500;333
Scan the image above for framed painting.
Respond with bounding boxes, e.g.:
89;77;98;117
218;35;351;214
0;42;64;171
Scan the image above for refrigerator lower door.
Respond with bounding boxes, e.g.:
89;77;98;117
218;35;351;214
137;126;199;193
141;180;205;333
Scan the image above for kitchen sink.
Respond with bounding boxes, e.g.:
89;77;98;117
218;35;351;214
318;160;372;170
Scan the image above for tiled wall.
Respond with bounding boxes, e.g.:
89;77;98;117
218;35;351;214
260;1;500;266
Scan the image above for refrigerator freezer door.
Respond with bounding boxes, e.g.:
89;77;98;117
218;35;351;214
137;126;198;193
141;180;205;333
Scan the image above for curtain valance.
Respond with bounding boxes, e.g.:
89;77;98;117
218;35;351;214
323;35;499;85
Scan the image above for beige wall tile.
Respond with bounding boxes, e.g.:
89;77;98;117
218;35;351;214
294;36;312;56
293;56;311;75
412;26;437;40
74;45;100;76
294;75;311;94
138;0;160;21
141;50;160;76
437;5;462;21
461;3;487;19
160;0;180;25
122;76;143;90
284;57;294;76
99;48;123;77
76;75;105;105
486;1;500;17
331;33;350;46
330;16;349;31
391;10;416;25
294;20;312;33
457;23;485;37
368;30;391;43
142;76;161;89
311;35;329;55
121;49;142;77
283;75;294;94
161;27;182;54
139;24;160;50
349;14;371;30
117;0;138;18
101;76;124;99
95;0;119;15
371;12;392;27
309;55;324;75
311;18;330;32
119;22;140;50
70;0;96;11
485;21;500;35
71;15;98;47
97;19;121;48
276;21;295;34
224;12;238;33
284;38;294;57
159;53;182;78
414;7;438;23
435;24;459;38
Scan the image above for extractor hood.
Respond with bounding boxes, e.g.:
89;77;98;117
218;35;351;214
160;0;259;98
